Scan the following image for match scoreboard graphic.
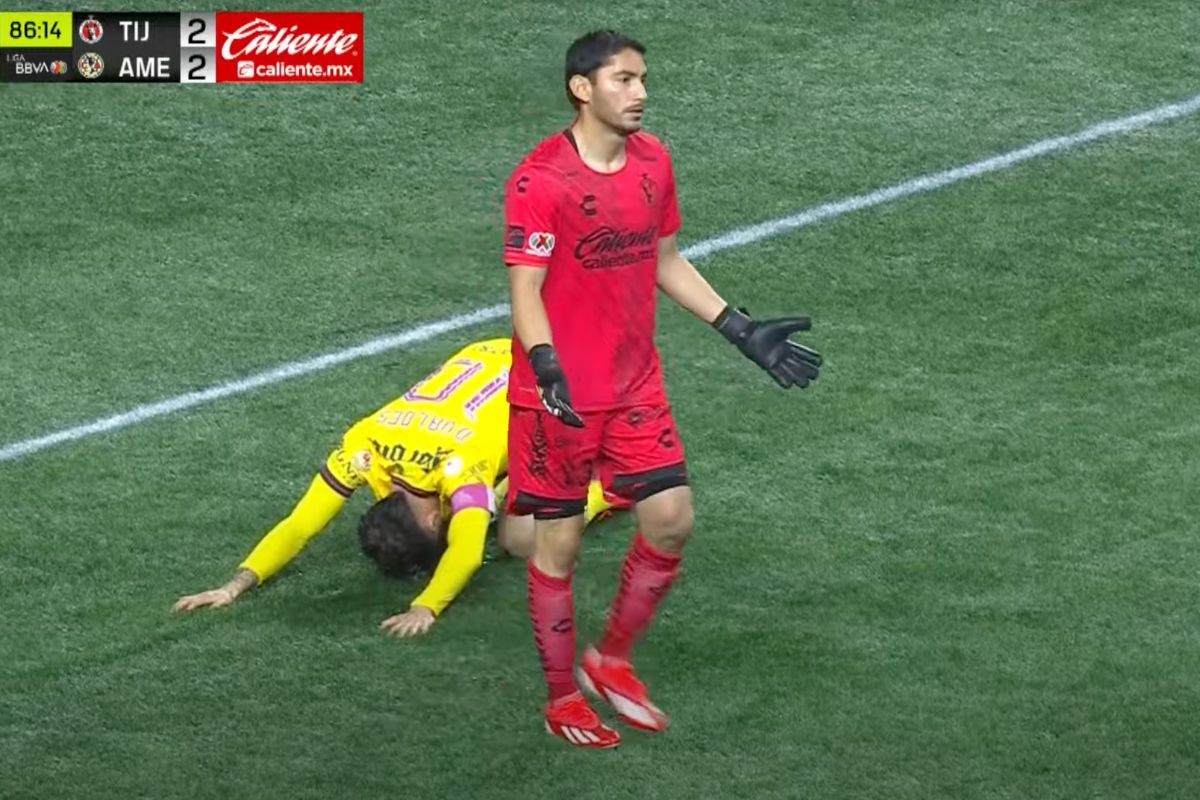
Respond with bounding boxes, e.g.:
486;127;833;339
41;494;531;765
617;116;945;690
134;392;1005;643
0;11;363;83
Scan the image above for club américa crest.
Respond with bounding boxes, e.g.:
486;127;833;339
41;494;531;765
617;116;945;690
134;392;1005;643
77;52;104;80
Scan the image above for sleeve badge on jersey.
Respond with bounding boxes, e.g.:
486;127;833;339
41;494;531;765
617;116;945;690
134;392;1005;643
525;232;555;258
351;449;373;474
506;225;526;250
442;456;464;478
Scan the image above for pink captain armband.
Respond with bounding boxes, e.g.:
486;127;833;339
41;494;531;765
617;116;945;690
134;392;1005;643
449;483;495;516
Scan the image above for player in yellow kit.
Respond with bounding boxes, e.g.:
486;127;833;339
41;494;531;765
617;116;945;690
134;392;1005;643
172;338;622;636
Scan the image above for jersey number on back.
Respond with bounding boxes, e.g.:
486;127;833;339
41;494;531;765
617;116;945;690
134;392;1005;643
403;358;508;422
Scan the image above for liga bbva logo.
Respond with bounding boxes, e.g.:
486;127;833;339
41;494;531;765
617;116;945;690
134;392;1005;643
214;12;362;83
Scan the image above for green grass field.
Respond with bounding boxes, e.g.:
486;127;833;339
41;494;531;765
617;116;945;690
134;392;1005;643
3;2;1200;798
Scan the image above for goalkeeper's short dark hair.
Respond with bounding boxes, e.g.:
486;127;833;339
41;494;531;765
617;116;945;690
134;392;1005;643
358;494;443;579
565;30;646;108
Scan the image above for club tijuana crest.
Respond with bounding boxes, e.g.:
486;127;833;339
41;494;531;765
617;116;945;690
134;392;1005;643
221;18;359;60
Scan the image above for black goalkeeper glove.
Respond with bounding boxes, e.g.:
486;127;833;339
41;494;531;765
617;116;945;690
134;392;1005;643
528;344;585;428
713;305;822;389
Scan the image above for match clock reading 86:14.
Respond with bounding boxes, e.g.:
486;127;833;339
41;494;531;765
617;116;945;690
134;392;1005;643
1;12;72;46
9;18;64;41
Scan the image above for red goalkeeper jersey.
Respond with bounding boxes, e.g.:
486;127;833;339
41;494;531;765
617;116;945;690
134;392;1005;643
503;129;682;411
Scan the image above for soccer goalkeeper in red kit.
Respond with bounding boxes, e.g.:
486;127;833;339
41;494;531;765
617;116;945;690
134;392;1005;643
503;30;823;749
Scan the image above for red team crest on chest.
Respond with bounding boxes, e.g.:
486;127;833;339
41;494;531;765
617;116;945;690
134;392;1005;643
640;172;656;206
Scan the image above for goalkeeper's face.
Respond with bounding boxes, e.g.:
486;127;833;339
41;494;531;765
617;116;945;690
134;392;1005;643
583;48;648;134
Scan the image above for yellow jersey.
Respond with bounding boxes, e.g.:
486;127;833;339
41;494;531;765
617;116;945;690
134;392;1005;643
320;338;511;513
235;337;616;617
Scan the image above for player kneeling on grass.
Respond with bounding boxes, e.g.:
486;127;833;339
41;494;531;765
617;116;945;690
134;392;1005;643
172;338;624;636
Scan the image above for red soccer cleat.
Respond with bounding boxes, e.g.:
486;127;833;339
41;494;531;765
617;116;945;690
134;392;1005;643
544;691;621;749
577;646;670;733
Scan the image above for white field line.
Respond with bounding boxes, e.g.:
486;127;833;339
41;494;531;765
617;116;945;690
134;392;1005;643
3;92;1199;464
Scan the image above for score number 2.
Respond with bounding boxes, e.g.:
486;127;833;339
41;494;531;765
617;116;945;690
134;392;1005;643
179;12;216;84
185;16;208;45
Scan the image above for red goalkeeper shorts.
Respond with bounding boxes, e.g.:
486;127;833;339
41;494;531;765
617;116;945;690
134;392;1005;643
507;403;688;519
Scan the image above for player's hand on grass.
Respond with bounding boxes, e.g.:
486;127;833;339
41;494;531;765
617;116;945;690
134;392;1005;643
172;569;257;612
172;588;238;612
380;605;437;637
713;305;822;389
528;344;585;428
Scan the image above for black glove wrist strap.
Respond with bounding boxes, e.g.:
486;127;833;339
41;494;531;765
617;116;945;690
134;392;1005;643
713;304;752;345
528;343;561;383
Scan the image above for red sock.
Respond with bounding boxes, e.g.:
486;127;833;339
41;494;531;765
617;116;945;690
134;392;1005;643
527;560;578;701
599;532;682;661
